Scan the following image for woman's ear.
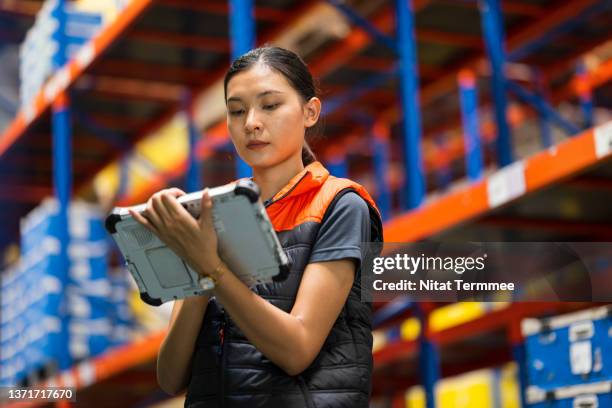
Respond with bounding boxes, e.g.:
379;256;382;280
303;97;321;129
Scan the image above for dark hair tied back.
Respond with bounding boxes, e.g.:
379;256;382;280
224;47;321;166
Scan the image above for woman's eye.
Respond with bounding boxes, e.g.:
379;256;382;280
229;109;244;116
263;103;279;111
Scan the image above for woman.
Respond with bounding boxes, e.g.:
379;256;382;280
131;47;383;407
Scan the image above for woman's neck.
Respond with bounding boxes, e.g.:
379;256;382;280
252;157;306;203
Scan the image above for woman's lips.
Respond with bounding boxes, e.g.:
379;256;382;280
246;141;269;150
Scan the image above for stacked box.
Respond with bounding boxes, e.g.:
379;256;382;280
0;263;25;386
18;199;71;383
108;267;136;346
19;0;104;108
396;363;521;408
522;306;612;406
2;199;122;384
66;202;114;362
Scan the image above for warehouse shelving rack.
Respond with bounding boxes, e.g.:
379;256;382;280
1;1;612;407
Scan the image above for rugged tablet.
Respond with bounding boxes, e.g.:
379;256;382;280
105;180;290;306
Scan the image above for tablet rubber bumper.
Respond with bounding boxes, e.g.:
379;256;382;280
104;212;122;234
235;179;260;203
273;263;290;282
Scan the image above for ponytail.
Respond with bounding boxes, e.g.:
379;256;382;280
302;141;317;166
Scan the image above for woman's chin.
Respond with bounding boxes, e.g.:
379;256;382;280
241;153;275;169
239;149;301;171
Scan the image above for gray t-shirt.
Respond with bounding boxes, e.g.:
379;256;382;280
308;192;371;269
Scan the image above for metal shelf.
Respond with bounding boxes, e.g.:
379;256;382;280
385;120;612;242
1;1;611;406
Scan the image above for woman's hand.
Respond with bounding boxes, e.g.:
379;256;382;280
129;187;221;277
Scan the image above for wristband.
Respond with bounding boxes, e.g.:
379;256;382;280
198;261;226;291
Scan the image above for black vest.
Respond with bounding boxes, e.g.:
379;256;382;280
185;163;383;408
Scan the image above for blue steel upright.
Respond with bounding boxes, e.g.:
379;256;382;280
326;155;348;179
117;158;129;200
51;0;68;70
415;304;439;408
183;92;202;192
395;0;424;210
479;0;513;166
513;342;529;408
577;62;594;129
532;68;553;148
51;0;72;370
458;71;483;181
327;0;397;52
372;135;391;220
229;0;255;179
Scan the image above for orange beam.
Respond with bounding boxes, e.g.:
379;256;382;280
158;0;286;22
507;0;601;54
81;75;185;103
418;28;482;49
128;29;230;53
436;0;546;18
91;59;211;84
76;112;147;130
383;122;610;242
343;56;445;80
0;0;41;17
0;184;53;203
544;35;612;85
89;331;165;385
384;179;489;242
478;216;612;239
345;56;395;72
571;59;612;97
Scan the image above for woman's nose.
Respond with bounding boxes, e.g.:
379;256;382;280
244;109;262;133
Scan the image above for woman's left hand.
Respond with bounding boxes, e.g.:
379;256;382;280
129;188;221;277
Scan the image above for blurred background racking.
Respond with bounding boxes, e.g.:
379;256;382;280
0;0;611;407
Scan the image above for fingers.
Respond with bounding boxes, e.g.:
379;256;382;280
150;187;188;222
129;208;159;235
144;194;163;228
198;188;214;227
166;187;186;197
134;187;197;232
161;192;192;220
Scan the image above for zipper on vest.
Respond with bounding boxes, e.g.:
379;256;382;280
264;172;309;208
219;311;228;408
297;376;315;408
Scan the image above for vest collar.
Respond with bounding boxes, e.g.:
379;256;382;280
267;161;329;205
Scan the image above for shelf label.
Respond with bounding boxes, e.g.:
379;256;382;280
486;160;526;208
23;103;36;125
75;43;95;68
56;68;71;92
43;68;69;103
594;122;612;158
77;361;96;387
60;372;76;388
44;77;60;103
570;340;592;375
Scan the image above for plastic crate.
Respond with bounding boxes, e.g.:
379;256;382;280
522;306;612;390
401;364;521;408
527;381;611;408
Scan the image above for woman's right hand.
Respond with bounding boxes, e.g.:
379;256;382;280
129;187;222;278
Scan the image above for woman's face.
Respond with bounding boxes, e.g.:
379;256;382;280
225;63;320;169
